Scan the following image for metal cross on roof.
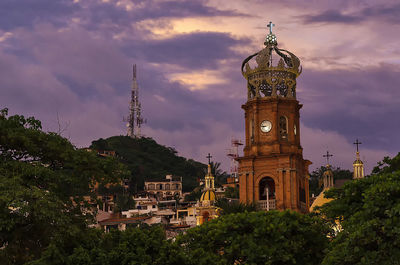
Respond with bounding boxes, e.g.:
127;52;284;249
206;153;213;164
323;150;333;165
267;21;275;34
354;139;362;152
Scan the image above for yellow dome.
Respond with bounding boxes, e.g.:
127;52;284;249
310;189;333;212
200;190;216;202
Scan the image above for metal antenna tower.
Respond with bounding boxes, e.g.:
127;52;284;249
124;64;145;138
226;138;243;180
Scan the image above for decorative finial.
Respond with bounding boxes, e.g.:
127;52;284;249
206;153;212;164
353;139;362;152
323;150;333;165
264;21;277;46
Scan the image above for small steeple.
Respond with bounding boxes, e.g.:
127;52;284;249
322;151;334;189
353;139;364;179
200;154;216;204
204;153;215;191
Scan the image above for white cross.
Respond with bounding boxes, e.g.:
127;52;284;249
267;21;275;34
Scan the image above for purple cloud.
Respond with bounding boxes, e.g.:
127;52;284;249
302;3;400;24
1;0;398;175
0;0;77;30
302;10;362;24
299;64;400;153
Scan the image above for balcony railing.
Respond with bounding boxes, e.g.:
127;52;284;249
258;199;276;211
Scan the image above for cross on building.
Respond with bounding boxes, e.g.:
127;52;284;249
206;153;213;164
354;139;362;152
323;150;333;165
267;21;275;34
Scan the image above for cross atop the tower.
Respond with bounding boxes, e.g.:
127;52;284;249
353;139;362;152
323;150;333;165
267;21;275;34
206;153;213;164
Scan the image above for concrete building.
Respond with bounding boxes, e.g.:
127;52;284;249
144;175;182;200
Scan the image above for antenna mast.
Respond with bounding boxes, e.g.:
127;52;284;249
124;64;145;138
226;138;243;181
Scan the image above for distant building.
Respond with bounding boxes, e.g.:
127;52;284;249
145;175;182;200
353;139;365;179
222;176;239;189
196;163;219;225
310;164;334;212
99;216;157;232
170;206;197;227
121;194;176;219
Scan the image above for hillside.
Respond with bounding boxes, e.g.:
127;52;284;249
90;136;206;192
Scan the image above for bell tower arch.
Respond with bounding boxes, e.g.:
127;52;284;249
237;22;311;213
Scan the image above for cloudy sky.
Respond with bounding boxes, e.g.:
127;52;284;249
1;0;399;174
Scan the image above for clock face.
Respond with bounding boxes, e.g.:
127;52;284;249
260;120;272;133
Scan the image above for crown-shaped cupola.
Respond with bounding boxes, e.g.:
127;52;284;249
241;22;302;100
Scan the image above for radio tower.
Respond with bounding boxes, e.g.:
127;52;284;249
124;64;145;138
226;138;243;181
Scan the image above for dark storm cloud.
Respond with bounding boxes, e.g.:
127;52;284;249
0;0;78;30
298;64;400;153
0;0;247;31
126;32;250;69
86;0;247;25
302;10;362;24
0;20;246;141
361;4;400;24
302;3;400;24
134;63;244;134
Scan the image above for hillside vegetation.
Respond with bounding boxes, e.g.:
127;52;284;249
90;136;206;192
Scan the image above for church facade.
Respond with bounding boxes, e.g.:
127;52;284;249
238;23;311;213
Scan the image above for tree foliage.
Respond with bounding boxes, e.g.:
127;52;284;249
184;186;203;202
208;161;229;187
90;136;206;192
30;225;186;265
215;198;256;215
372;152;400;175
224;186;239;199
0;109;127;264
177;211;330;265
29;211;329;265
320;153;400;264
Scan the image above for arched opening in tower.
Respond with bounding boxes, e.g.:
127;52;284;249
259;177;275;200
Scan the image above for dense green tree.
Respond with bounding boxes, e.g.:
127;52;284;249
184;186;203;202
90;136;206;192
215;198;256;215
224;186;239;199
208;161;229;187
0;109;127;264
30;225;186;265
177;211;330;265
320;153;400;264
372;152;400;175
97;183;135;212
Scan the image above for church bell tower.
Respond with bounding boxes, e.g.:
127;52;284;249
237;22;311;213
